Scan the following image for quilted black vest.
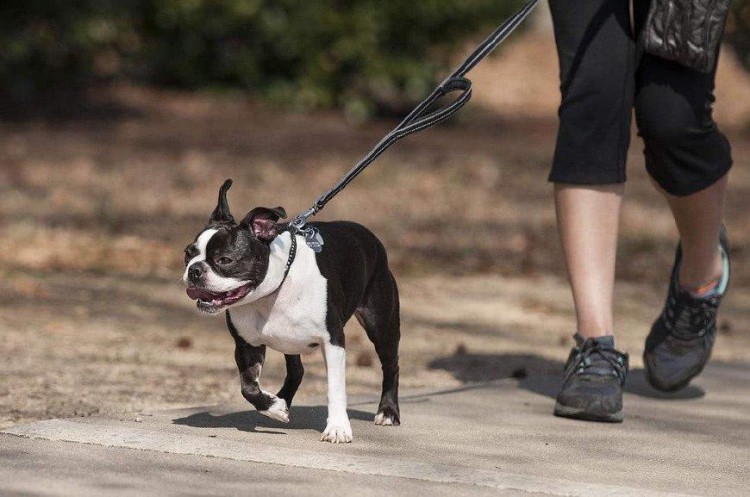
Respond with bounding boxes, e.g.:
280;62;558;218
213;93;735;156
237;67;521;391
641;0;731;73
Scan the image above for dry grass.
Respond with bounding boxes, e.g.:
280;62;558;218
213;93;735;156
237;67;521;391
3;33;750;428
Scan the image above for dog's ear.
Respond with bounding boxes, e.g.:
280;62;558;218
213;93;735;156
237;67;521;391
208;179;235;227
241;206;287;242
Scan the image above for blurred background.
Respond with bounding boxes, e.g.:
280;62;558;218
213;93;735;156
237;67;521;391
2;1;750;427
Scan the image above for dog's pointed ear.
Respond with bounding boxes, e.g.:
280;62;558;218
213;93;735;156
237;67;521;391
208;179;235;226
241;206;287;242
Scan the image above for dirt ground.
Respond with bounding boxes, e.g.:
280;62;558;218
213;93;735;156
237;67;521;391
2;32;750;429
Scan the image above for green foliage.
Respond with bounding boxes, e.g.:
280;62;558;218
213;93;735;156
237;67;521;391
0;1;135;104
0;0;526;115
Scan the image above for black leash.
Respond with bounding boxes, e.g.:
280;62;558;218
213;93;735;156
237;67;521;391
289;0;540;250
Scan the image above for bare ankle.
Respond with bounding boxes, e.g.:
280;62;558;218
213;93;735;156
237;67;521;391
679;249;723;290
576;327;614;339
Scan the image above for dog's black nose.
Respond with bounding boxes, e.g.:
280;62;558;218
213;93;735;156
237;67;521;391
188;264;205;283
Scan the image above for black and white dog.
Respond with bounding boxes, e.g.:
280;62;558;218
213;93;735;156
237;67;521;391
182;179;401;443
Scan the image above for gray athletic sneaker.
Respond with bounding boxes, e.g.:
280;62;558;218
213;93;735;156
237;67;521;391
644;227;730;392
554;334;629;423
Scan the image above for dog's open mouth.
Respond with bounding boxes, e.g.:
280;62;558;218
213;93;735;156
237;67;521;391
186;284;253;313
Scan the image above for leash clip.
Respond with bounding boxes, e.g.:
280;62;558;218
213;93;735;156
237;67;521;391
289;209;324;253
289;207;315;231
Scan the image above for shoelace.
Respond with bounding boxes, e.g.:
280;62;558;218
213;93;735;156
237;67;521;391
663;291;719;340
567;342;628;384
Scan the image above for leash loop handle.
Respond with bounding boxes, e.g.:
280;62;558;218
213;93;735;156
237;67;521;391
290;0;540;233
292;76;473;230
313;76;472;209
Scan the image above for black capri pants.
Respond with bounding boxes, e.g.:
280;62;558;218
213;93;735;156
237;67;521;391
548;0;732;196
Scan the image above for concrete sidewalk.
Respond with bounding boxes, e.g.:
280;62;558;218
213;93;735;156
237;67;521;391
3;363;749;497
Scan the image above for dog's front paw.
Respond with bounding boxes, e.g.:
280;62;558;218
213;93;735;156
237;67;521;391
259;397;290;423
320;417;352;444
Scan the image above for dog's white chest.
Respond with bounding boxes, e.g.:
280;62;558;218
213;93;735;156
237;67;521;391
228;241;329;355
231;303;326;354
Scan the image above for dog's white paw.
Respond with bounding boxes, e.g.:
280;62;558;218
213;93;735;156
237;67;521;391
259;397;290;423
374;412;394;426
320;417;352;444
374;408;400;426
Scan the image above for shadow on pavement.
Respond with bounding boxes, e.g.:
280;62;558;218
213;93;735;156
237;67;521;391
428;352;705;400
172;405;374;433
173;352;710;435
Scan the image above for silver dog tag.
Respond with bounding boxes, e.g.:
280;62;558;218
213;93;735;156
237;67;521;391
305;228;324;253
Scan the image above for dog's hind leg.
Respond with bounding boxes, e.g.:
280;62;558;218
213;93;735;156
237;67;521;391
277;354;304;407
355;267;401;426
227;312;290;423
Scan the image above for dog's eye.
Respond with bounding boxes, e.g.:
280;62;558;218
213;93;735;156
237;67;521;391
183;250;192;266
217;257;233;265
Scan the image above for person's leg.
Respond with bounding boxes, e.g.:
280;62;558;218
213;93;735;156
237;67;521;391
633;1;733;390
548;0;634;422
554;183;623;338
660;175;726;291
634;53;731;288
548;0;635;340
633;0;731;280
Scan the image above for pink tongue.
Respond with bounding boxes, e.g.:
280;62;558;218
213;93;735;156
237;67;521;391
186;287;220;301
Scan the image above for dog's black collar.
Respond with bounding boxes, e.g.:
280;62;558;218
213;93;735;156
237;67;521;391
277;228;297;289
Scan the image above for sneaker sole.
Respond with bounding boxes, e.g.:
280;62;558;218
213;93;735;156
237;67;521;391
643;351;708;393
553;402;624;423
